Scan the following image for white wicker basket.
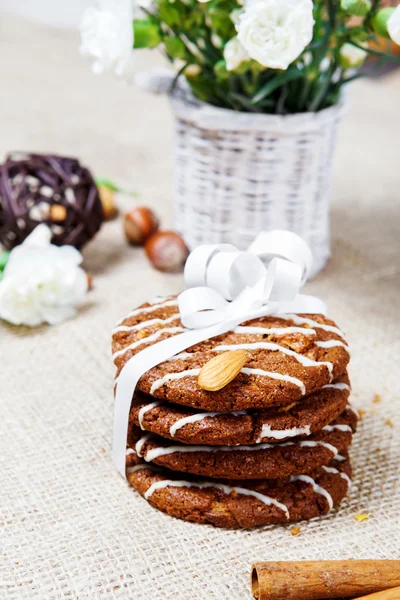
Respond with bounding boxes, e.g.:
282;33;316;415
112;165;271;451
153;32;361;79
170;85;344;278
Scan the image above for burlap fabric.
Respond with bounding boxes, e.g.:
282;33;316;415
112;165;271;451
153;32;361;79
1;14;399;600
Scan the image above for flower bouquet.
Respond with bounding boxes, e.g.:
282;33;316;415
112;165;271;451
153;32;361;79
81;0;400;276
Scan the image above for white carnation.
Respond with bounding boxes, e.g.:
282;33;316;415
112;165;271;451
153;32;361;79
236;0;315;70
230;9;245;27
80;0;134;76
224;37;249;71
388;5;400;45
0;226;88;327
339;42;368;68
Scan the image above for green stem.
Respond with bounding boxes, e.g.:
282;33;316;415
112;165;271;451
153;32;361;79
350;41;400;63
308;65;335;111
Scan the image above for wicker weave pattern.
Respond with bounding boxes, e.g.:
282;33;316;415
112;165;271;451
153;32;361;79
171;89;343;278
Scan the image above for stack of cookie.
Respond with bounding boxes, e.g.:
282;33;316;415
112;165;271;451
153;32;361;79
112;295;356;529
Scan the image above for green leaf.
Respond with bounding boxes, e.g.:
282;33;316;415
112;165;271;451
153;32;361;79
95;178;119;192
251;69;303;104
95;178;138;197
164;37;187;60
157;1;182;27
133;19;161;49
213;59;229;81
227;92;262;112
0;250;10;271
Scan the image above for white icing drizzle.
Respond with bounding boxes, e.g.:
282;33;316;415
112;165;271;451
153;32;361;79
290;474;334;510
279;314;346;340
334;454;347;462
126;448;136;456
234;325;316;336
241;367;306;395
112;326;184;360
165;352;194;362
135;434;152;457
143;479;290;519
346;403;359;419
113;313;180;335
148;296;168;305
150;369;201;395
322;424;353;433
138;401;164;429
322;382;351;392
299;440;338;455
149;366;306;397
116;298;178;326
126;464;156;474
322;465;352;489
256;424;311;443
136;436;339;462
316;340;350;353
214;342;333;375
170;410;246;437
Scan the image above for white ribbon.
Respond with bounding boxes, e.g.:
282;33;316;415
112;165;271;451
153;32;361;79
112;230;326;477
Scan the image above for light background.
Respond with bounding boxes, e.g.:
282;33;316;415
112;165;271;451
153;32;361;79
0;10;399;600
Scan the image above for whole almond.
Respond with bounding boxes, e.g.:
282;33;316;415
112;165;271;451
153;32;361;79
198;350;249;392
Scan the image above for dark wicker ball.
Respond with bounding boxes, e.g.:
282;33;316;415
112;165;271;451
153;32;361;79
0;152;104;250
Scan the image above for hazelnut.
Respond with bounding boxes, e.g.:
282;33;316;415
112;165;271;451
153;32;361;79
145;230;189;272
124;206;159;245
98;185;118;221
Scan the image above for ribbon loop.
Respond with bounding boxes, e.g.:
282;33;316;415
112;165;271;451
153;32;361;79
178;286;228;329
248;230;313;283
183;244;236;289
181;230;314;330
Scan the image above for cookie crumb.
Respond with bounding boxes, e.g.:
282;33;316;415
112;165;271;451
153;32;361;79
373;394;382;404
385;419;394;428
100;447;106;453
354;514;371;522
358;409;366;420
291;526;301;536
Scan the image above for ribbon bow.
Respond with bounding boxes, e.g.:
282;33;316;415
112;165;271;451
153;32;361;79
112;230;326;477
179;230;320;329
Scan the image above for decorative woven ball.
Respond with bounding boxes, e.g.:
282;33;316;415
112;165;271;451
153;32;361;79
0;152;104;250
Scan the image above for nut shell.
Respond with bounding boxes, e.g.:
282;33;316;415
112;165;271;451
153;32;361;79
145;230;189;272
124;206;159;245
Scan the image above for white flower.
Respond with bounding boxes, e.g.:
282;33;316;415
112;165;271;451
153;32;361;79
388;5;400;45
224;37;250;71
230;9;244;27
0;225;88;327
236;0;315;70
339;42;368;68
80;0;134;76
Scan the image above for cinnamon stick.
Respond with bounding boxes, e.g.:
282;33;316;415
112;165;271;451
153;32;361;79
250;560;400;600
353;586;400;599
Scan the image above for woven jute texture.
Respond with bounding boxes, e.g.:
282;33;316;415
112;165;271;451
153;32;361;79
171;85;343;278
1;14;399;600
